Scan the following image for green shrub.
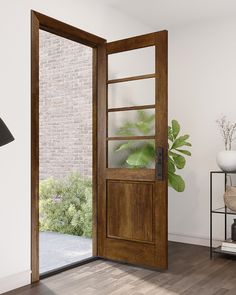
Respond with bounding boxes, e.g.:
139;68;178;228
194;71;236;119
39;173;92;238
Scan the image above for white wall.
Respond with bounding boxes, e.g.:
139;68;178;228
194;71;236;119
0;1;151;293
168;16;236;246
1;0;236;292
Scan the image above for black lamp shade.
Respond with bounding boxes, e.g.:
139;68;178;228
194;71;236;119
0;118;14;147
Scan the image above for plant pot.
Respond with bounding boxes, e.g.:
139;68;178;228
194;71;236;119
216;150;236;172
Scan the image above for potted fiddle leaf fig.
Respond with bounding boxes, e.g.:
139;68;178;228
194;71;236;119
168;119;191;192
114;111;191;192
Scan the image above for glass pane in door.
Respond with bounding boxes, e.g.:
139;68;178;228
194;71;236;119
107;45;156;170
108;78;155;109
108;109;155;137
108;46;155;79
108;140;155;168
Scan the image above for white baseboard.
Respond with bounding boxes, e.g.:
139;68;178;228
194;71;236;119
0;270;31;294
168;232;220;247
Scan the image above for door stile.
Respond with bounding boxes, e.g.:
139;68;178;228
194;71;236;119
97;42;107;258
155;31;168;268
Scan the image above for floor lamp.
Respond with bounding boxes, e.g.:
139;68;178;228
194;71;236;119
0;118;14;147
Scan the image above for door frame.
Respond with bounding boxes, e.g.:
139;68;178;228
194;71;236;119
31;10;106;283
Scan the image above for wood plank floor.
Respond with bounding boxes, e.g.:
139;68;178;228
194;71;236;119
5;242;236;295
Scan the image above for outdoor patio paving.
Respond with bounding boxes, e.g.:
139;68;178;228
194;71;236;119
40;231;92;274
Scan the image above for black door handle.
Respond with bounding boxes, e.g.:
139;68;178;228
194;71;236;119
156;147;164;180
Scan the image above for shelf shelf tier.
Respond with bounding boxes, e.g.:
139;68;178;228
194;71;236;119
210;171;236;259
212;207;236;215
213;246;236;257
210;171;236;174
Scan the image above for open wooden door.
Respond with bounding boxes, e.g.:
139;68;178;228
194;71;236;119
97;31;168;269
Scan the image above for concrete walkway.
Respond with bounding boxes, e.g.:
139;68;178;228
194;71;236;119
40;231;92;274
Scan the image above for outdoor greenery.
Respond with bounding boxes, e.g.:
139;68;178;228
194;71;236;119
39;173;92;238
114;110;192;192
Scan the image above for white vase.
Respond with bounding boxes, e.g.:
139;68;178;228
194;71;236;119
216;150;236;172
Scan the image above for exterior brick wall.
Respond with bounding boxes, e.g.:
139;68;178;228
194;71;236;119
39;30;92;180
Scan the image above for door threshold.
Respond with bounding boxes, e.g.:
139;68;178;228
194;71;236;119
40;256;99;279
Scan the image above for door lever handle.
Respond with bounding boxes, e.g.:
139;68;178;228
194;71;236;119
156;147;164;180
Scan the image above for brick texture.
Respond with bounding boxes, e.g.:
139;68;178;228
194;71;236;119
39;30;92;180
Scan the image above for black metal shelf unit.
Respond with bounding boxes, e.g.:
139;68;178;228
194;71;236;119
210;171;236;258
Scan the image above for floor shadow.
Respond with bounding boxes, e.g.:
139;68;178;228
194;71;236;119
6;242;236;295
4;283;56;295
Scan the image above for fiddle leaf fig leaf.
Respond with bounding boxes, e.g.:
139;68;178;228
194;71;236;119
135;121;151;135
172;120;180;139
115;141;132;152
169;151;180;157
171;135;190;149
168;172;185;192
172;154;186;169
168;126;173;141
126;145;155;168
168;160;176;173
116;121;136;136
138;110;155;123
176;149;191;156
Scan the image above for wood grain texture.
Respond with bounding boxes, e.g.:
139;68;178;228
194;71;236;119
155;30;168;269
98;30;168;270
107;74;156;84
107;135;155;141
106;168;155;181
107;104;155;113
107;32;157;54
97;42;107;259
32;11;105;47
107;181;154;243
5;242;236;295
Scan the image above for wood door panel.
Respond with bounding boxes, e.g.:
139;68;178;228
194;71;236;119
97;30;168;270
107;181;154;243
104;239;157;268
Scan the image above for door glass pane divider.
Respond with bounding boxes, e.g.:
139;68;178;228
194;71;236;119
107;73;156;84
107;135;155;141
108;78;155;109
107;104;155;113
